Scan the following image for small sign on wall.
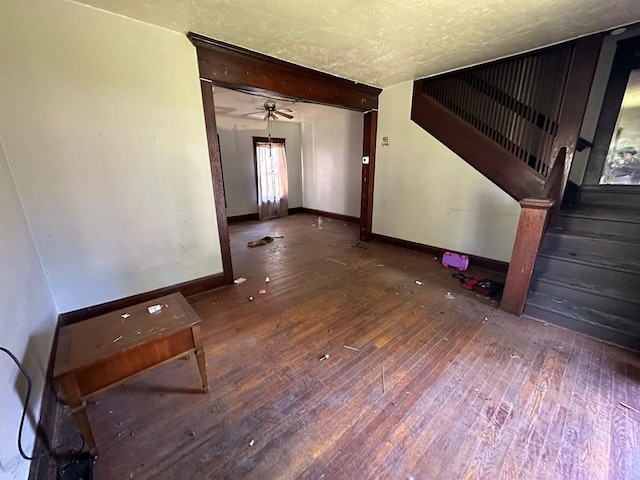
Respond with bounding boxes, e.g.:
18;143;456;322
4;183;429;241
362;156;370;164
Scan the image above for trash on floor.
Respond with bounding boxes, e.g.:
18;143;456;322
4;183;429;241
326;258;347;266
534;385;547;393
121;313;130;319
234;277;247;284
249;439;255;447
319;353;329;361
317;217;323;229
343;345;359;352
452;273;504;299
247;236;273;247
258;288;267;294
247;235;282;247
248;296;254;301
415;280;423;286
444;292;455;300
265;276;270;283
147;304;162;314
441;251;469;271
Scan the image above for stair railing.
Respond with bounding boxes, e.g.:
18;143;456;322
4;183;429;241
500;147;567;315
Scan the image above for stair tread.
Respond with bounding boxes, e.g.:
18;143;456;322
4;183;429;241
537;247;640;272
526;291;640;335
559;205;640;223
530;275;640;306
581;185;640;196
545;227;640;245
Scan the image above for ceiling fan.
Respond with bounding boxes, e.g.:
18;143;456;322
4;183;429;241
245;100;294;121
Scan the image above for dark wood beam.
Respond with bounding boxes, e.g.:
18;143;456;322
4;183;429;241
360;111;378;241
549;34;604;194
200;79;234;285
188;33;381;112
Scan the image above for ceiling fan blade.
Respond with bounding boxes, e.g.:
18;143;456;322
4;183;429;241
275;110;294;119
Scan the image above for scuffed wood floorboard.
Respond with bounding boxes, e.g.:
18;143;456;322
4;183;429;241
47;214;640;480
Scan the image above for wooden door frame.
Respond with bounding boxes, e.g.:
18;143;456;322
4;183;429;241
583;35;640;185
189;33;382;284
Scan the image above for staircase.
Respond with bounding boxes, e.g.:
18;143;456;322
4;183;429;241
524;186;640;350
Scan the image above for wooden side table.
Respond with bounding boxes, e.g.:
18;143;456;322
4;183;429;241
53;292;208;454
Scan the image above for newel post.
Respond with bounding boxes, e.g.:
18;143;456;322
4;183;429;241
500;198;555;316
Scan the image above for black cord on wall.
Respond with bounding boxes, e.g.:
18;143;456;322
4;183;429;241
0;346;84;460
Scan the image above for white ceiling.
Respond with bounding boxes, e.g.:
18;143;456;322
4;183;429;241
213;86;351;123
74;0;640;88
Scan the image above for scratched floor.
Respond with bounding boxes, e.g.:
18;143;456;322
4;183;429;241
50;214;640;479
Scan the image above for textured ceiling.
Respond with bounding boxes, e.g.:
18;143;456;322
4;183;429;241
73;0;640;87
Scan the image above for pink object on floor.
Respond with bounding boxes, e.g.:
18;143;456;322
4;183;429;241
441;251;469;271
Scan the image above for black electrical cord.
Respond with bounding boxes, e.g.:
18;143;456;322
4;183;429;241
1;346;85;460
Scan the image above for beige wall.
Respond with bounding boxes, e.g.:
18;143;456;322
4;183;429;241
0;135;58;478
0;0;222;313
216;116;302;217
301;112;363;217
373;82;521;263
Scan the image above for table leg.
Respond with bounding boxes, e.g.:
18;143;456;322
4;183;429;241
191;324;209;392
60;373;98;454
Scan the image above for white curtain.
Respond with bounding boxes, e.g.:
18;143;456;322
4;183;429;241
256;141;288;220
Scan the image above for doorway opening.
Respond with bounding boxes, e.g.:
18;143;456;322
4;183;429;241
190;33;381;284
584;35;640;186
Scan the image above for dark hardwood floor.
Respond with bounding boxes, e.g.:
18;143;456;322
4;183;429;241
50;214;640;479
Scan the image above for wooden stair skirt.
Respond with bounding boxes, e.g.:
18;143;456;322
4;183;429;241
410;35;603;317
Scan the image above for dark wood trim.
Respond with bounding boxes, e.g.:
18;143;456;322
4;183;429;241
228;208;354;223
298;208;359;224
584;35;640;184
200;79;234;285
360;111;378;241
28;323;63;480
411;85;545;201
227;213;259;223
372;233;509;274
190;33;381;265
549;34;603;194
253;136;285;144
500;198;554;315
58;273;226;326
188;33;381;112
